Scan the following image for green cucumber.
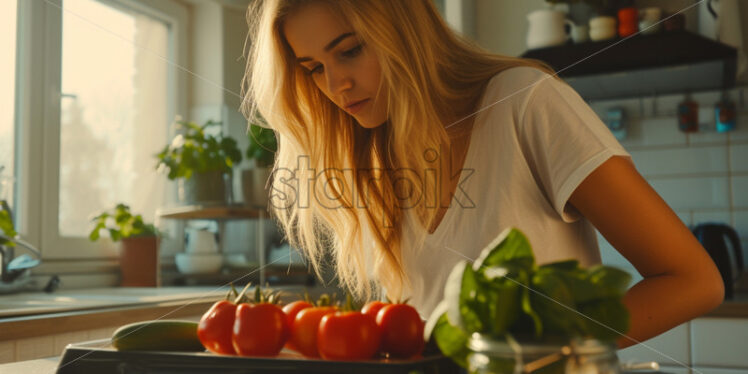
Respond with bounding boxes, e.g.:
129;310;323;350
111;320;204;352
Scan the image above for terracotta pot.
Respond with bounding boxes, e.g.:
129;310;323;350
119;236;159;287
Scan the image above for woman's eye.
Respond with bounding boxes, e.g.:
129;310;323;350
342;44;363;58
308;65;323;75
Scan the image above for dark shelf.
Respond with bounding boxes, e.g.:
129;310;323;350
520;30;738;101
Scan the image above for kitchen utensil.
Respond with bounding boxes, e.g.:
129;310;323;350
527;9;571;49
589;16;617;41
618;7;639;37
175;252;223;274
605;107;627;140
692;223;743;299
715;96;736;132
186;229;218;254
570;23;589;44
663;13;685;32
677;97;699;133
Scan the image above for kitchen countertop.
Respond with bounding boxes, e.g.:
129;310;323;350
0;287;227;341
0;285;336;342
0;357;57;374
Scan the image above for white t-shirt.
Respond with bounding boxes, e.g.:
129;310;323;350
399;66;631;318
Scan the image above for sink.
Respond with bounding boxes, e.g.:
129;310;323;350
0;287;229;318
0;285;324;318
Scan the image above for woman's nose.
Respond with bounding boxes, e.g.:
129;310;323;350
325;67;353;96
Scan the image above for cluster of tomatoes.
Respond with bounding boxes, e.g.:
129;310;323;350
197;287;425;361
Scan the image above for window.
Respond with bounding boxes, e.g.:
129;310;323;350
59;0;169;237
0;0;18;206
12;0;187;259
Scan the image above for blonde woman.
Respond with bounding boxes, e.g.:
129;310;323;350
242;0;723;348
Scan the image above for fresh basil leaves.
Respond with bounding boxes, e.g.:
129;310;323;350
428;228;631;367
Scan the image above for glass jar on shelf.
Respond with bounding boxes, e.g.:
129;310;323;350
467;334;620;374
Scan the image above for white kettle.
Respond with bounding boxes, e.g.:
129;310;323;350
527;9;571;50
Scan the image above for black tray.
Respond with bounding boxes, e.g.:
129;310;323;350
55;339;462;374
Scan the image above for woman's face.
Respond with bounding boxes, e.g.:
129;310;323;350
283;3;387;128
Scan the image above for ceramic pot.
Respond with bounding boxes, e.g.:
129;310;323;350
589;16;617;41
527;9;571;49
242;167;272;208
119;236;158;287
178;171;227;205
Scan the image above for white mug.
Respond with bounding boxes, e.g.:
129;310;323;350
526;9;570;49
570;23;589;43
186;229;218;254
589;16;617;41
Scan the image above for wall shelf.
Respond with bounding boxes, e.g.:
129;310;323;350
156;204;265;220
520;31;738;101
158;204;275;286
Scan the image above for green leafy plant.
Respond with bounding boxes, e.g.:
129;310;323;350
155;120;243;180
427;228;631;368
89;204;158;242
0;201;17;247
246;120;277;168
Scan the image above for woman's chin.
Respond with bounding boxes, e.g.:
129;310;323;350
356;118;387;129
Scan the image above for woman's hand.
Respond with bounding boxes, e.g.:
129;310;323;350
569;156;724;349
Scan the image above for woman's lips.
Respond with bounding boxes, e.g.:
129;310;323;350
345;99;369;115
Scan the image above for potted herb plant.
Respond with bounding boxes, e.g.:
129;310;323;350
428;228;631;372
156;119;243;205
89;204;160;287
242;119;277;207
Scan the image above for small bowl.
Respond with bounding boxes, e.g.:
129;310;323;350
175;253;223;274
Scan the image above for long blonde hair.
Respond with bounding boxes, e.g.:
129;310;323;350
242;0;553;301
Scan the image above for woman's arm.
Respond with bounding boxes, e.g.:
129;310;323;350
568;156;724;349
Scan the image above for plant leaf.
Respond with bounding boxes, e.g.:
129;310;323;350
473;228;534;271
431;313;470;368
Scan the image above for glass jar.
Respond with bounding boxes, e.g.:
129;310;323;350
466;334;620;374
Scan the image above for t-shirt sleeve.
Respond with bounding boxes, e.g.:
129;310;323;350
518;72;630;222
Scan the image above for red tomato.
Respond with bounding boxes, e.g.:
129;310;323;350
232;303;289;357
376;304;425;358
197;300;237;355
282;301;313;330
361;301;387;320
317;311;381;361
282;300;313;351
290;306;337;358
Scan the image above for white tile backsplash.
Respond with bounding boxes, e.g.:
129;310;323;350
728;117;748;141
618;323;690;367
692;210;733;227
730;143;748;173
648;177;730;210
691;318;748;367
733;176;748;208
733;211;748;240
688;128;729;145
630;147;728;177
620;117;687;149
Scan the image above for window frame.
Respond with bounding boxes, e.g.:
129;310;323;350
15;0;188;261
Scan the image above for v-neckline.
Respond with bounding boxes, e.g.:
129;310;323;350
425;124;478;237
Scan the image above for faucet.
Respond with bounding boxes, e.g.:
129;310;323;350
0;234;42;284
0;199;54;293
